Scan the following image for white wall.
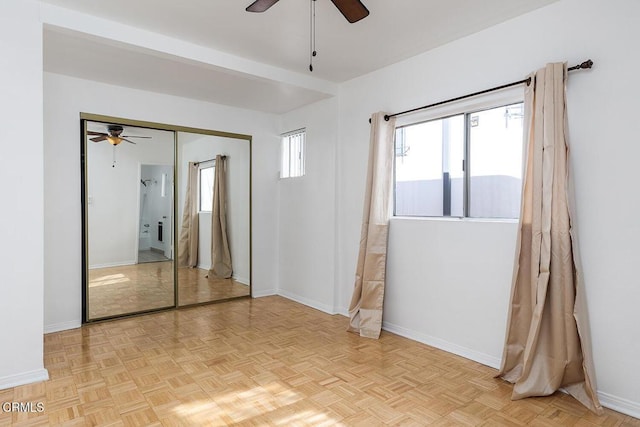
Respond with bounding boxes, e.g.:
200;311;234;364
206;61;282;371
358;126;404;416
177;133;251;284
44;72;280;332
278;97;339;312
0;0;49;389
87;126;174;267
281;0;640;417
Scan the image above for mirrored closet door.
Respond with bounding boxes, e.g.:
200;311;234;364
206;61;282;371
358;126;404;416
83;120;177;321
81;114;251;322
176;132;251;306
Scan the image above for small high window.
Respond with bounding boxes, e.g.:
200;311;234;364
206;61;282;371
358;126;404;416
281;129;306;178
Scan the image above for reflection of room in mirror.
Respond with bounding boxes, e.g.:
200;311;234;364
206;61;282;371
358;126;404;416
85;121;176;320
176;132;251;305
178;267;249;305
88;261;174;319
83;118;251;322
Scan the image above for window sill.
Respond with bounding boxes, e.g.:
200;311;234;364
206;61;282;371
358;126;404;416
391;215;519;225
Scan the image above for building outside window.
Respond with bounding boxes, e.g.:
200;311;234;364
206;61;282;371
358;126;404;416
394;102;524;219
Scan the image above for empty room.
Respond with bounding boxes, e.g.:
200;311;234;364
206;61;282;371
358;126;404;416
1;0;639;425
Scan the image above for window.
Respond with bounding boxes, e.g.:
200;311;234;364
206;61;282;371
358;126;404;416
281;128;306;178
198;161;214;212
394;102;524;219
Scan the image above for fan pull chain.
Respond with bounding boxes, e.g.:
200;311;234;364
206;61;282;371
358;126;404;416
112;145;116;168
309;0;317;72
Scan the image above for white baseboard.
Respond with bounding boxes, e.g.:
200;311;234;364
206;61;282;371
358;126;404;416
276;290;338;315
335;307;349;317
89;260;136;269
382;321;502;369
193;267;249;286
0;369;49;391
197;263;211;271
598;391;640;419
381;323;640;418
233;275;250;286
44;320;81;334
251;288;278;298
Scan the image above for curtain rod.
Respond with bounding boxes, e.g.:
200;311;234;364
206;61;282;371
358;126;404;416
371;59;593;123
193;155;226;165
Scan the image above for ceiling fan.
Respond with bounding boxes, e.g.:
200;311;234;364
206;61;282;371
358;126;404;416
246;0;369;23
87;125;151;146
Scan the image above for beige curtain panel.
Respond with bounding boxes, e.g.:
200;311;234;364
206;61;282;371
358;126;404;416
498;63;602;414
348;112;396;339
177;162;199;268
208;155;233;279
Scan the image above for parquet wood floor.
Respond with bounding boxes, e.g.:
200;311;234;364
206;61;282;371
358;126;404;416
88;263;249;320
2;296;638;426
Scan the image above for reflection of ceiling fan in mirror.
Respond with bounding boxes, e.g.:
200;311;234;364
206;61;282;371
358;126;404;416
246;0;369;23
87;125;151;146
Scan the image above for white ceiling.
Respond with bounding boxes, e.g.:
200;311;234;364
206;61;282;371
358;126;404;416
41;0;559;114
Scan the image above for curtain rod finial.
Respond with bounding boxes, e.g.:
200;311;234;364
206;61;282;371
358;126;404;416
384;115;390;121
581;59;594;69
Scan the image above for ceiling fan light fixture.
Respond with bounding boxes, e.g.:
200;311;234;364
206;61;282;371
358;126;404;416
106;135;122;146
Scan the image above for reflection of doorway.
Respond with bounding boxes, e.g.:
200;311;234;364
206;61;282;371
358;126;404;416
138;164;173;263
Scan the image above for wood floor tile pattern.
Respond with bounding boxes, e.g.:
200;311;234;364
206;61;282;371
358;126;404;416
2;296;638;426
88;263;249;319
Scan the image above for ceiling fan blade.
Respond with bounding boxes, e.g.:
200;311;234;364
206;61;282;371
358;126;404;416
87;131;108;136
121;135;152;139
246;0;279;13
122;138;137;145
330;0;369;23
90;136;107;142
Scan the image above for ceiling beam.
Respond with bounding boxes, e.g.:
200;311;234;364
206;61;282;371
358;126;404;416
39;3;339;98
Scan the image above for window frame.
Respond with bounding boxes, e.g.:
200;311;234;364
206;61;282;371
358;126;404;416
280;128;306;179
393;87;524;220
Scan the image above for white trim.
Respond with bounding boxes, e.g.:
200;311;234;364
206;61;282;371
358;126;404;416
276;290;338;315
598;391;640;419
44;320;81;334
335;307;349;317
381;321;640;418
382;321;502;369
251;289;277;298
391;216;519;225
233;275;250;286
89;260;136;269
197;261;211;271
0;369;49;391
